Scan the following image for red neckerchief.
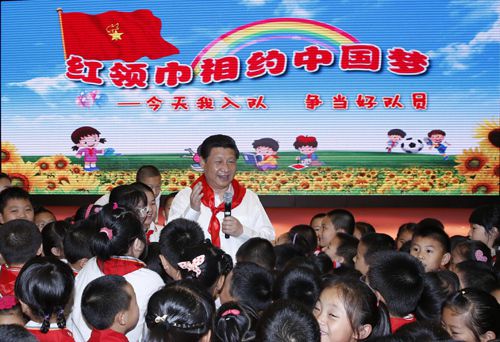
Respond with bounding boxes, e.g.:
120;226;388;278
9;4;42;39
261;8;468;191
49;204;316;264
88;148;96;157
88;328;128;342
0;265;21;296
390;314;416;333
191;174;246;247
97;256;145;277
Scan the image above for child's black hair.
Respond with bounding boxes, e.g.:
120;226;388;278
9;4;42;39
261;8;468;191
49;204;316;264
0;187;31;214
396;222;417;239
146;280;215;342
444;288;500;341
81;275;132;330
455;260;498;293
335;232;359;268
33;206;54;217
412;224;450;253
212;301;258;342
256;299;320;342
252;137;279;151
136;165;161;182
73;204;103;222
312;252;334;275
469;204;500;235
143;242;171;283
321;276;391;339
453;239;493;266
289;224;318;254
198;135;240;160
274;244;305;271
309;213;326;225
108;185;147;213
63;219;96;265
90;203;145;261
367;251;425;317
178;240;233;294
417;217;445;230
360;232;396;261
354;221;376;237
387;129;406;138
159;218;205;268
324;209;355;235
450;235;469;251
392;320;452;341
41;221;70;258
14;256;74;333
273;266;320;310
0;219;41;265
236;237;276;271
229;262;274;312
416;271;458;322
0;324;38;342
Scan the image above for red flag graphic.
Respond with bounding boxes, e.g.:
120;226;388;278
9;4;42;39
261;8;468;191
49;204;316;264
59;9;179;62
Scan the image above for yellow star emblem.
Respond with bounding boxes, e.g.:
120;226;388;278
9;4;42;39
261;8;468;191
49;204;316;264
109;31;123;40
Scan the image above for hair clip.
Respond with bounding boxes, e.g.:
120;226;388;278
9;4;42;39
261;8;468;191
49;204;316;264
292;233;298;245
178;255;205;277
474;250;488;263
84;204;94;219
460;289;467;296
99;227;113;240
222;309;240;317
154;314;167;324
112;202;118;210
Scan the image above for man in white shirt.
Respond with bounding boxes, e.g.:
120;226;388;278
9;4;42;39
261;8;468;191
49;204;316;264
168;134;275;259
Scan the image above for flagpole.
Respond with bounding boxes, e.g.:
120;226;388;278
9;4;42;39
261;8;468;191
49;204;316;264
56;8;67;60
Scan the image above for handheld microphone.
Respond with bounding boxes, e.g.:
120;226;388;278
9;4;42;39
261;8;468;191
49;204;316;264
223;191;233;239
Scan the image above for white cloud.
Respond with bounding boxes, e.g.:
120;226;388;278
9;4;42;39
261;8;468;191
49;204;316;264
1;96;9;102
274;0;317;18
241;0;269;6
428;1;500;72
9;74;77;96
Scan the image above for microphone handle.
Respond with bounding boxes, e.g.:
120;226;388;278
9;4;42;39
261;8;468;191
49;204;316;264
224;202;231;239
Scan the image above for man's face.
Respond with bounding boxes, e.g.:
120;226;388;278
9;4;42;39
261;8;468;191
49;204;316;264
201;147;237;193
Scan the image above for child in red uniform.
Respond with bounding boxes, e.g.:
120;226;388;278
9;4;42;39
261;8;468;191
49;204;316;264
82;275;139;342
15;256;75;342
0;219;42;296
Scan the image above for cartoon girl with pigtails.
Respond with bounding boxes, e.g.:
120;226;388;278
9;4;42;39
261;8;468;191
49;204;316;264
71;126;106;171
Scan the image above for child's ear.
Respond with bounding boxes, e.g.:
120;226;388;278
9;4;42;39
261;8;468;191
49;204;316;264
480;330;496;342
215;274;226;294
338;256;345;264
355;324;373;340
441;252;451;267
116;310;128;327
51;247;63;258
131;238;145;258
159;254;181;280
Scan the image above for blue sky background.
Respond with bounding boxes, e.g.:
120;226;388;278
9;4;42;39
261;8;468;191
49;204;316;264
1;0;499;156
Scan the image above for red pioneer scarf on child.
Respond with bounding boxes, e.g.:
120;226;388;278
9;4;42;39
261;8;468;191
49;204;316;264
97;256;146;276
191;174;246;247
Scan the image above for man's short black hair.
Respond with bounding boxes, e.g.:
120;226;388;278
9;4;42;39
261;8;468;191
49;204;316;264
82;275;131;330
198;134;240;160
367;251;425;317
0;219;41;265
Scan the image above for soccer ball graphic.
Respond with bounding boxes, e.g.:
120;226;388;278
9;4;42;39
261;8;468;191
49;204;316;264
401;137;424;153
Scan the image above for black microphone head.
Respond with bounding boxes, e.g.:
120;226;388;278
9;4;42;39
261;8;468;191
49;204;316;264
223;191;233;203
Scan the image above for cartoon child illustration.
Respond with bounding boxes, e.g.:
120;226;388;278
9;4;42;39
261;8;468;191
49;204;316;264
386;129;406;153
293;135;323;167
252;138;279;171
71;126;106;171
426;129;451;160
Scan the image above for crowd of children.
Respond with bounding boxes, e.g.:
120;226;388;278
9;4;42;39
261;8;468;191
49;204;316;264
0;170;499;342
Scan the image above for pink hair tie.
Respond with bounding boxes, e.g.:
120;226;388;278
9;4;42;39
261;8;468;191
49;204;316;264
112;202;118;210
221;309;240;317
475;250;488;263
99;227;113;240
0;296;18;310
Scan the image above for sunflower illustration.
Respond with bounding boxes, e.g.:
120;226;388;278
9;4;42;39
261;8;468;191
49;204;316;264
1;141;23;167
474;118;500;156
466;174;499;195
34;177;59;192
34;157;54;173
52;155;71;171
3;162;38;192
455;148;489;175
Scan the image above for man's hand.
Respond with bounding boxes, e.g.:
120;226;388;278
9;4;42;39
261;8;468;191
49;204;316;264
222;216;243;237
190;182;203;212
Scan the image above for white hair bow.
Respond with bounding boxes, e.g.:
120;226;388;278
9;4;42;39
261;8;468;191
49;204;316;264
177;255;205;277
